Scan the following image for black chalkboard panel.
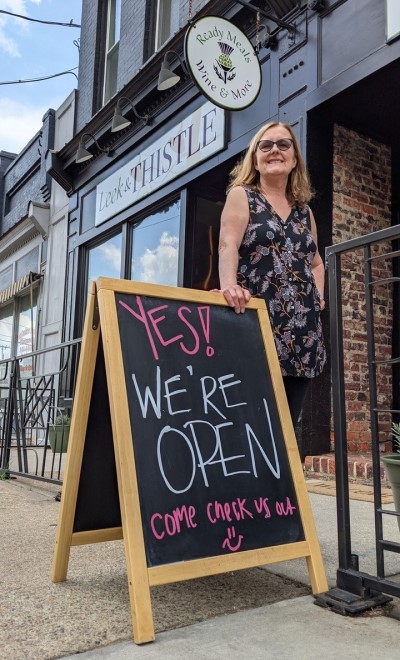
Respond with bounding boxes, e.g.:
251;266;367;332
73;340;121;533
115;293;304;567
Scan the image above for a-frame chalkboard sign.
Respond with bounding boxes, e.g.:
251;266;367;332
51;277;327;644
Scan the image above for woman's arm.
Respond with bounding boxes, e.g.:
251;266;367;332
218;186;252;313
309;208;326;311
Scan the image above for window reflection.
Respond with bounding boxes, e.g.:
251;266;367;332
0;304;13;362
88;233;122;285
0;304;13;390
131;200;180;286
16;290;38;378
0;291;38;384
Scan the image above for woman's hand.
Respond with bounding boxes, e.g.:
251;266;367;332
212;284;251;314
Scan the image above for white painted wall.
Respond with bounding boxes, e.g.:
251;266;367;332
38;91;76;377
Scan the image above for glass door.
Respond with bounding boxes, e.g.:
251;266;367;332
185;160;235;291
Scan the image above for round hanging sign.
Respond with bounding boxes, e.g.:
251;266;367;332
184;16;262;111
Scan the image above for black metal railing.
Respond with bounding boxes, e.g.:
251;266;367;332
0;339;81;484
318;223;400;611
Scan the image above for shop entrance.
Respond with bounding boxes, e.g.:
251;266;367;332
185;157;237;292
307;57;400;458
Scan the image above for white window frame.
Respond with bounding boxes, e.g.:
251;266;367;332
386;0;400;42
154;0;179;52
103;0;121;104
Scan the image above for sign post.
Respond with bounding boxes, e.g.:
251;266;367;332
52;277;327;644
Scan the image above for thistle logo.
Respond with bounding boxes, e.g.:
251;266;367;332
185;16;262;111
214;42;236;84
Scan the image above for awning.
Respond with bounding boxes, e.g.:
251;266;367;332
0;272;41;305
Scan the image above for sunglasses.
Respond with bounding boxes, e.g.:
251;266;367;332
257;138;294;152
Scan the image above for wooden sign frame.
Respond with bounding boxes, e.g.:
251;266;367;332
52;277;327;644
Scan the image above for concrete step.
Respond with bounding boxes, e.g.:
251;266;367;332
304;452;386;481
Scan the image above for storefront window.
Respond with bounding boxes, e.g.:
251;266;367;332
88;232;123;284
0;303;13;393
0;289;38;385
15;247;39;280
0;266;13;292
0;303;13;362
16;290;38;378
131;199;180;286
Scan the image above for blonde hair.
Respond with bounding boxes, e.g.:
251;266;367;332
227;122;313;207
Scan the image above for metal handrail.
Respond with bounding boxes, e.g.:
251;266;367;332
320;224;400;611
325;223;400;258
0;338;81;484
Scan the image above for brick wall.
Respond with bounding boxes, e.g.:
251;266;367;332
76;1;102;132
332;124;392;453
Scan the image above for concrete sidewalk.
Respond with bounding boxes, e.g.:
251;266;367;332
62;595;400;660
61;479;400;659
1;476;399;659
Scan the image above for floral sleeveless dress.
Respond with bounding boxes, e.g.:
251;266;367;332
238;187;326;378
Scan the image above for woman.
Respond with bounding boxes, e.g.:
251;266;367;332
217;122;326;449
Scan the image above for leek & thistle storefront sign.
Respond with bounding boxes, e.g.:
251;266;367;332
95;102;225;227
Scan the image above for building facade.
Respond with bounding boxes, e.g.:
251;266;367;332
47;0;400;457
0;92;75;398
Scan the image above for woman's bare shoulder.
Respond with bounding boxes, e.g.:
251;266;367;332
227;185;248;198
224;186;250;211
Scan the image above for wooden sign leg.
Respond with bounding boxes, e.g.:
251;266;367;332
99;289;155;643
287;453;328;594
51;284;100;582
284;445;328;594
124;540;155;645
306;553;328;594
261;324;329;595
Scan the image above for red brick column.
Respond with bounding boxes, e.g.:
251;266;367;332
332;124;392;453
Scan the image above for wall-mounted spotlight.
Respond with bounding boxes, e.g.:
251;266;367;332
256;25;278;52
75;133;113;163
111;96;150;132
157;50;189;91
308;0;325;11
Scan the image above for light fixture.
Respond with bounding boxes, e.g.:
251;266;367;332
157;50;189;91
111;96;150;132
75;133;112;164
256;25;278;52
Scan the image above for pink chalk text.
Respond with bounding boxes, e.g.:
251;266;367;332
149;495;297;553
118;296;214;360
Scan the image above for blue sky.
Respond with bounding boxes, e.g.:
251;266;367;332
0;0;82;154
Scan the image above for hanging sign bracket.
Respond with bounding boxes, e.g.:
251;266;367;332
233;0;296;32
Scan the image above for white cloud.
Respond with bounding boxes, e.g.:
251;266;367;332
0;97;48;153
0;0;31;56
0;1;43;55
0;1;79;153
98;243;122;272
138;232;179;286
0;27;21;56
